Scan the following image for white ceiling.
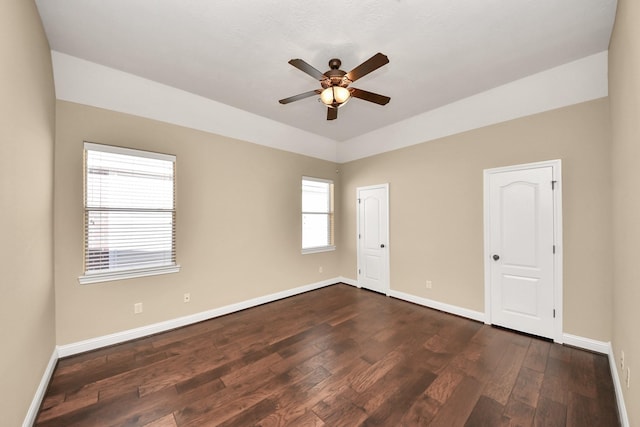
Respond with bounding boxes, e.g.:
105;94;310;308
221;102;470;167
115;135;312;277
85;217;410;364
36;0;617;143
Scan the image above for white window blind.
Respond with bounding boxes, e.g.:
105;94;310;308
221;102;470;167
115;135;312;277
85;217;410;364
81;143;178;283
302;177;335;253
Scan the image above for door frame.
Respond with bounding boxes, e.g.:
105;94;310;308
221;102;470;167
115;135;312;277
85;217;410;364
356;183;390;295
483;159;563;343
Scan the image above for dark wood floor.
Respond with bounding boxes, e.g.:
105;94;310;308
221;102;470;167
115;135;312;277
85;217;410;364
35;284;619;426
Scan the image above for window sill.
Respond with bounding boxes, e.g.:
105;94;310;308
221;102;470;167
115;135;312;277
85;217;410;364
79;264;181;285
301;246;336;255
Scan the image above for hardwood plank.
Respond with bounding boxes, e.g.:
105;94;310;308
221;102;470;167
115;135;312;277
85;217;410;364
568;347;598;399
464;395;509;427
101;387;180;426
252;366;332;426
54;354;107;376
39;392;65;412
313;398;368;427
47;350;170;396
284;410;325;427
456;327;515;382
174;368;293;426
350;350;404;393
482;341;528;405
360;370;436;426
540;355;571;405
504;397;536;427
219;352;283;386
423;364;465;404
216;398;278;427
35;390;99;423
261;357;370;426
428;375;483;427
143;413;177;427
511;366;544;407
352;348;437;415
566;390;611;427
593;352;621;426
36;389;139;427
523;339;551;373
34;284;619;427
400;394;440;425
534;396;567;427
548;341;572;362
269;341;328;375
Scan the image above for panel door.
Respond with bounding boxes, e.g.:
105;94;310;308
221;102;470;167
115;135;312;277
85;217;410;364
357;185;389;294
488;166;555;338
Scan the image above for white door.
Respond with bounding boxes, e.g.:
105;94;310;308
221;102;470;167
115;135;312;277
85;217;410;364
357;184;389;294
486;163;559;339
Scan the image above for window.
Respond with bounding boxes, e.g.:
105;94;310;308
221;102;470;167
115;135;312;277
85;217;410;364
302;177;335;253
79;142;179;284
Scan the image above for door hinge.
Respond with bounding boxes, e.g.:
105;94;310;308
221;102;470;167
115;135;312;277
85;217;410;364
551;180;557;190
553;245;556;254
358;268;361;275
358;233;361;239
553;309;556;318
358;198;361;204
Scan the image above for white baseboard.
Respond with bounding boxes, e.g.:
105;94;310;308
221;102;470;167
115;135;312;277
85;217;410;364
386;290;614;356
58;278;337;357
338;278;485;325
339;280;486;324
608;344;630;427
388;289;486;323
23;347;58;427
337;276;359;287
30;280;631;427
562;333;610;354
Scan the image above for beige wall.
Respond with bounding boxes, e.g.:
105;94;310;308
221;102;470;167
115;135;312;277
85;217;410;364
0;0;56;425
609;0;640;423
54;101;340;344
339;99;613;342
2;2;628;423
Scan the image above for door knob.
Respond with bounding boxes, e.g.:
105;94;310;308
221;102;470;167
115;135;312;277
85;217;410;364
380;244;385;248
492;254;500;261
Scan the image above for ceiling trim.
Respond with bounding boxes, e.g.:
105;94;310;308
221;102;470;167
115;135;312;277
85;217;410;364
338;51;608;163
52;50;607;165
51;51;339;162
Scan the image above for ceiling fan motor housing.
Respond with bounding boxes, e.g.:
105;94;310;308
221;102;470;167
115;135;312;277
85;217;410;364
321;59;352;89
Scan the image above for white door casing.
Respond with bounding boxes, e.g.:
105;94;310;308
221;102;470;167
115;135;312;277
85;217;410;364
357;184;390;295
484;160;563;342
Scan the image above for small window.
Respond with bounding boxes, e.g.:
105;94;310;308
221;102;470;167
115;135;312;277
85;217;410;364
302;177;335;254
79;142;180;284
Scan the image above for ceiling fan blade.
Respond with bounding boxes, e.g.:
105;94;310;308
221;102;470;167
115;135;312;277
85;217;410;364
350;88;390;105
279;90;321;104
327;107;338;120
345;53;389;83
288;59;327;81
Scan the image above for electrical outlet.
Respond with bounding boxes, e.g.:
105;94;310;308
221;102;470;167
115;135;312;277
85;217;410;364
183;293;191;303
134;302;143;314
425;280;433;289
319;266;323;273
621;350;625;370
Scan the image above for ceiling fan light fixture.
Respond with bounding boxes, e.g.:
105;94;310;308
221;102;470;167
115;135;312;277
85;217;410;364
279;53;390;120
320;86;350;107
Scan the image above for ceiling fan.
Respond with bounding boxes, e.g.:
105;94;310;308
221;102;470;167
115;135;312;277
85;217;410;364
279;52;390;121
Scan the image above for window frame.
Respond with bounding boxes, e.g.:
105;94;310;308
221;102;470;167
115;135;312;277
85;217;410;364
301;176;335;254
79;142;180;284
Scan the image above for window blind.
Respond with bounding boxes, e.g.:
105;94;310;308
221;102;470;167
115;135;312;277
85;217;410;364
83;143;177;277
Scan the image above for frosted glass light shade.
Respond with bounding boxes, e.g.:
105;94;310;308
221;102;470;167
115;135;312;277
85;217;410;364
320;86;350;106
